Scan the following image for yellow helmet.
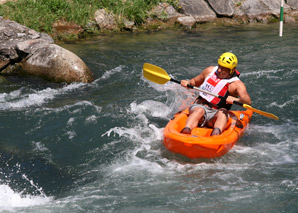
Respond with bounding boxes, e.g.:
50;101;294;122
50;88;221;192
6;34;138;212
218;52;238;74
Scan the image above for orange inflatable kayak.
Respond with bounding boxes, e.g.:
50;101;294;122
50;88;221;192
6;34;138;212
163;108;253;159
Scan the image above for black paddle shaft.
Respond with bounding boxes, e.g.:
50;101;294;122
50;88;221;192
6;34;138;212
170;78;228;100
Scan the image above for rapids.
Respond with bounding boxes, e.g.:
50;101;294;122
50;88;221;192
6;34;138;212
0;24;297;212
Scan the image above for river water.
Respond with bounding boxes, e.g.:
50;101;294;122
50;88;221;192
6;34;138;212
0;23;297;212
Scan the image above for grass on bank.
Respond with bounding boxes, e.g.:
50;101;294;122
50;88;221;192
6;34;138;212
0;0;179;35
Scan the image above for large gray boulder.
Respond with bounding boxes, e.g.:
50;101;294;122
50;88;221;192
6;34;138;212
179;0;217;22
234;0;282;18
207;0;234;17
0;18;50;64
20;43;93;83
177;0;296;24
151;3;182;20
176;16;197;28
231;0;293;23
287;0;298;10
0;17;94;83
94;9;118;30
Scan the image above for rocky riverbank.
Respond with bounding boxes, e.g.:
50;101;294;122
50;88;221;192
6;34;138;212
177;0;297;26
2;0;298;37
60;0;298;34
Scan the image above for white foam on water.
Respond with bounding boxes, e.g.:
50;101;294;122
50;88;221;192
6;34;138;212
32;141;49;152
112;100;169;138
100;65;123;80
269;94;298;108
255;140;298;165
240;69;285;78
92;65;124;84
85;115;98;124
0;184;52;210
233;122;298;166
103;115;163;146
129;100;172;118
67;117;75;126
66;130;77;139
0;161;53;211
141;75;195;115
248;124;282;140
34;100;102;114
0;82;87;110
102;100;171;174
111;155;165;174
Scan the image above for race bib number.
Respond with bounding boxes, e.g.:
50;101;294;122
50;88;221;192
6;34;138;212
201;84;214;96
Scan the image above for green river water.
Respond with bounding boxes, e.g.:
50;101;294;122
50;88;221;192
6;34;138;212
0;23;297;212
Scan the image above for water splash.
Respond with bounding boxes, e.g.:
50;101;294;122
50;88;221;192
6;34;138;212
0;184;52;209
0;83;87;110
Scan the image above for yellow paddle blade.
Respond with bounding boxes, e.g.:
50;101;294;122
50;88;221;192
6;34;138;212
243;104;279;120
143;63;171;84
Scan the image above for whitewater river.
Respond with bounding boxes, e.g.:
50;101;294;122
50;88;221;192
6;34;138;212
0;23;297;212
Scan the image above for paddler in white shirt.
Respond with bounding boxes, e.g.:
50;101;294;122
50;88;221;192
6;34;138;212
180;52;251;136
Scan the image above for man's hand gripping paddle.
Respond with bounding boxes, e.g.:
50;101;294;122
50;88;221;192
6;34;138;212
143;63;279;120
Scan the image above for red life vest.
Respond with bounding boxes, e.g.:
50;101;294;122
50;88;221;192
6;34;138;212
198;66;240;110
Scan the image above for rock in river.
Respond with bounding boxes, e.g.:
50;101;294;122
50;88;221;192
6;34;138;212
0;17;94;83
20;43;94;83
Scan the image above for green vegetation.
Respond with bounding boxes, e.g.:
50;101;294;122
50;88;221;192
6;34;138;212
0;0;176;36
234;2;242;7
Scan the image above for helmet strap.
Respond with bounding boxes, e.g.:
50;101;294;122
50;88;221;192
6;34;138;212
230;68;236;75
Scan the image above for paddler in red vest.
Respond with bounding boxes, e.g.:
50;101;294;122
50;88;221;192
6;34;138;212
180;52;251;136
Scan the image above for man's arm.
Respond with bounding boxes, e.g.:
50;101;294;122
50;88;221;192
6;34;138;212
227;80;251;105
181;66;214;88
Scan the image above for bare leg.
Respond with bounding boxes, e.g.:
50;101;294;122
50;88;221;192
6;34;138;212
181;107;205;134
208;109;229;136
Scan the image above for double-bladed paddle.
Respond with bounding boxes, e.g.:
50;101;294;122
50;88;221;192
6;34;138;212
143;63;279;120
